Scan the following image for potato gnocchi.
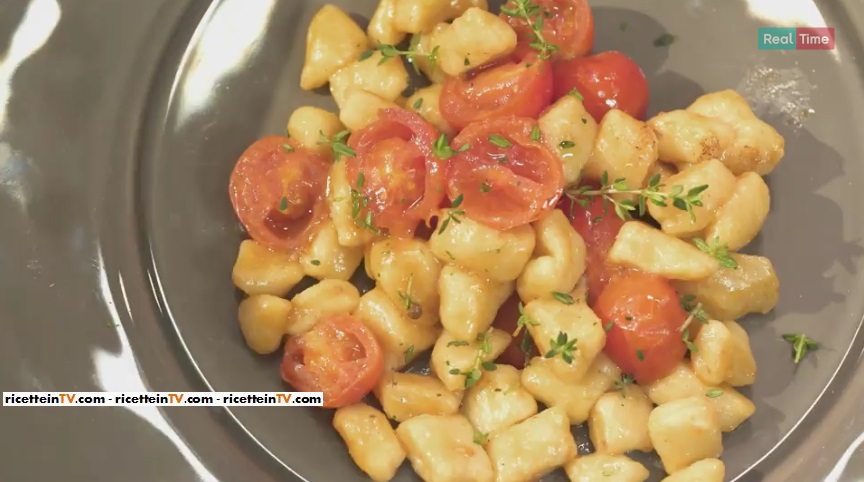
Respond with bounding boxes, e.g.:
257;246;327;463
225;1;793;480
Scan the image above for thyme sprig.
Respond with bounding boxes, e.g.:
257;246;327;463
350;172;380;234
448;330;497;388
500;0;559;59
782;333;819;365
565;172;708;222
438;194;465;234
360;41;440;73
693;237;739;269
544;331;578;364
317;130;354;161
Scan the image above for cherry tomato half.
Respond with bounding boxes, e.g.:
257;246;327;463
345;108;445;238
440;53;553;131
492;294;532;369
502;0;594;61
280;314;384;408
448;116;564;230
594;272;688;384
229;136;330;257
562;193;628;305
553;51;650;121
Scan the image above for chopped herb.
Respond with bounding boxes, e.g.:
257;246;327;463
581;118;587;124
310;259;321;266
376;41;440;68
473;430;488;445
680;294;709;323
278;196;289;212
488;134;512;148
464;57;471;66
318;130;355;161
705;388;724;398
433;133;470;160
412;97;424;110
403;345;415;362
559;140;576;149
497;155;509;164
636;349;645;361
519;331;536;357
438;194;465;234
544;331;578;364
565;171;708;222
604;321;614;332
444;250;456;260
682;329;699;353
653;33;677;47
782;333;819;364
280;143;295;153
679;301;704;334
358;49;374;61
500;0;559;59
693;237;738;269
451;329;497;388
568;87;584;101
552;291;575;305
463;369;481;387
513;302;539;337
398;275;423;320
530;125;542;142
480;181;492;193
349;172;380;234
614;374;634;393
447;340;471;347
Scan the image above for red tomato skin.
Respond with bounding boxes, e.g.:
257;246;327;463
440;54;553;131
448;116;564;230
594;273;688;384
503;0;594;60
561;194;627;305
346;108;445;238
552;51;650;121
229;136;330;257
492;295;530;369
280;315;384;408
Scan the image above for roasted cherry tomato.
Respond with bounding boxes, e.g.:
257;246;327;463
447;116;564;230
553;51;650;121
280;314;384;408
502;0;594;60
345;108;445;238
440;53;553;131
594;272;688;384
562;193;628;305
492;294;532;369
229;136;330;256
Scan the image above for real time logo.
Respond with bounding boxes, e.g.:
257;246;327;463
758;27;835;50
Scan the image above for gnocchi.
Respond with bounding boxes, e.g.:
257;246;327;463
486;406;578;482
648;396;723;474
516;210;587;303
564;454;650;482
333;403;406;482
232;239;304;297
397;414;495;482
461;364;538;436
225;1;793;480
300;5;369;90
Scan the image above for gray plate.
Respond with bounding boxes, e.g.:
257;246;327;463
1;0;863;481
